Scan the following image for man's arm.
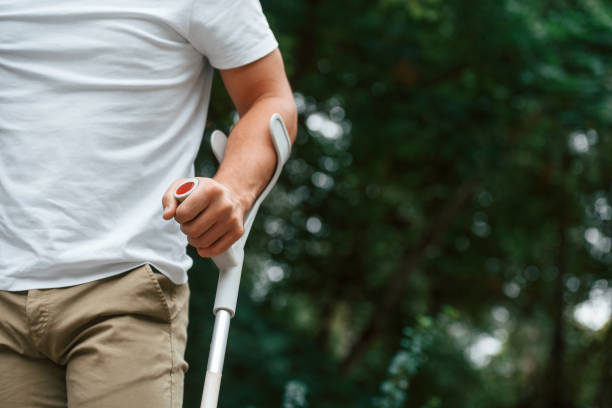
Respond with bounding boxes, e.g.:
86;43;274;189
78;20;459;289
162;49;298;258
215;48;297;212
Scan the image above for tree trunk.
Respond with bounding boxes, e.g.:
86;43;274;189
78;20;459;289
548;212;568;407
339;178;481;374
289;0;320;84
547;153;570;408
595;325;612;407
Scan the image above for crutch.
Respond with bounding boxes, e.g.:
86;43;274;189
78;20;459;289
173;113;292;408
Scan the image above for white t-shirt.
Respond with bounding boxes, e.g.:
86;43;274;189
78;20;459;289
0;0;278;290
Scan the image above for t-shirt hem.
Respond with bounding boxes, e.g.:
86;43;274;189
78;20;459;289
209;35;278;70
1;262;189;291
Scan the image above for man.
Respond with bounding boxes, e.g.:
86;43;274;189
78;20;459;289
0;1;297;407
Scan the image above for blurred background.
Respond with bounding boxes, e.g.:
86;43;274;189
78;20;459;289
183;1;612;407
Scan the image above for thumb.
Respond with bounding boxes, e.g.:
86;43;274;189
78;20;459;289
162;179;184;220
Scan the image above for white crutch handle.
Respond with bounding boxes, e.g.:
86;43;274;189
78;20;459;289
209;113;291;316
173;113;291;316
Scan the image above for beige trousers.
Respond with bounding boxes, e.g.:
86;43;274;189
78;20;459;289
0;264;190;408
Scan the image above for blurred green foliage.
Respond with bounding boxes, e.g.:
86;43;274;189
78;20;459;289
184;0;612;407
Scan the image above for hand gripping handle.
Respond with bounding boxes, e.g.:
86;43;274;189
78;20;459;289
175;113;291;316
210;113;291;316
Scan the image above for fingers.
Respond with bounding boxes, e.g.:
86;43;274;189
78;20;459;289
174;179;219;224
196;229;244;258
187;222;226;248
188;210;244;249
179;209;218;240
161;179;185;220
180;197;230;240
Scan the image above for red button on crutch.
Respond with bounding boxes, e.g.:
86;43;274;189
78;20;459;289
174;178;199;203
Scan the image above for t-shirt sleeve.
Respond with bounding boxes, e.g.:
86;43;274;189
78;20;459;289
188;0;279;70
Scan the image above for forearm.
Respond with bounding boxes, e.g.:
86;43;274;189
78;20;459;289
163;50;296;258
213;95;297;213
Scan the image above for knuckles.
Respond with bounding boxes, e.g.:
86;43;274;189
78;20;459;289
175;206;192;224
208;182;224;195
219;203;233;218
230;216;245;235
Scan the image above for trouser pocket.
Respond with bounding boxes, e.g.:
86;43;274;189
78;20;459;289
142;264;190;322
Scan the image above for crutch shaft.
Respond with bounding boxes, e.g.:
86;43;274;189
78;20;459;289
207;309;231;373
201;309;231;407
